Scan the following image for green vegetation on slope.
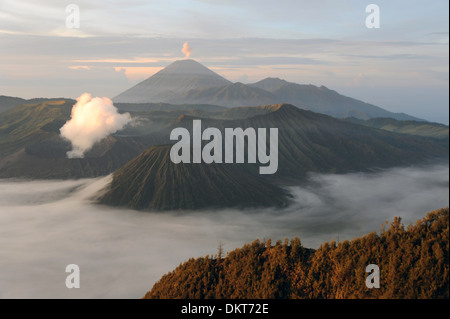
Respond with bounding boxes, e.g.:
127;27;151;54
144;207;449;299
172;104;449;181
0;99;150;179
0;99;73;156
0;101;447;181
345;117;449;140
0;95;27;113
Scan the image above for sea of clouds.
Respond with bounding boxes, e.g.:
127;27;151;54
0;164;448;298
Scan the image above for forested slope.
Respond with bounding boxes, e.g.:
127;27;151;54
145;207;449;299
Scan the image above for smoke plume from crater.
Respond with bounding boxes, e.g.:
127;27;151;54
182;42;192;58
60;93;131;158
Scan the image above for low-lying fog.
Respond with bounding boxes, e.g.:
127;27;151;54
0;164;448;298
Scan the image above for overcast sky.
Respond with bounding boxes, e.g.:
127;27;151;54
0;0;448;123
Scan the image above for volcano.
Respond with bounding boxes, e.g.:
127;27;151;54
113;59;423;121
113;59;231;103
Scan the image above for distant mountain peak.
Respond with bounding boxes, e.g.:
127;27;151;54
261;77;288;83
249;77;289;91
158;59;224;77
113;60;423;122
113;59;231;103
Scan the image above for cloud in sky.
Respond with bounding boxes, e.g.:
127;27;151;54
0;1;448;123
60;93;131;158
1;0;448;40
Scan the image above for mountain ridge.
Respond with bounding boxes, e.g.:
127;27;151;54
113;59;423;121
98;103;448;210
249;78;424;121
345;117;449;139
0;100;447;180
169;82;277;107
113;59;232;103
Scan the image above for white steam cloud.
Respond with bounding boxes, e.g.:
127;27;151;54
60;93;131;158
182;42;192;58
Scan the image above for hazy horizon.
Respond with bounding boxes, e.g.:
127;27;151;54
0;0;448;123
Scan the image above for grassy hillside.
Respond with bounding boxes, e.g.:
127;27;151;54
0;135;147;179
0;100;73;156
0;95;73;114
144;207;449;299
172;104;448;181
0;101;447;180
0;96;27;113
346;117;449;139
0;99;151;178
